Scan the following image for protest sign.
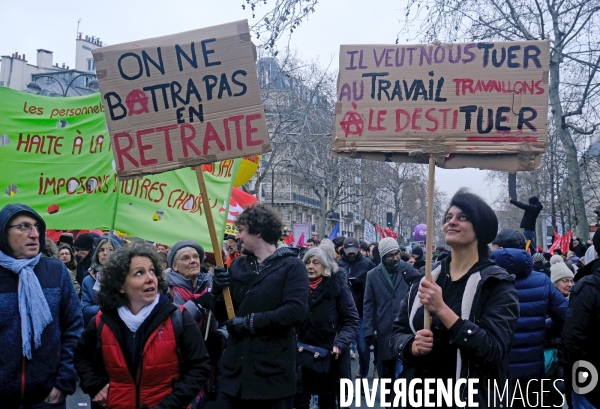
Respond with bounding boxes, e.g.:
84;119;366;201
0;87;238;249
93;20;271;178
332;40;550;171
293;223;312;247
363;220;376;243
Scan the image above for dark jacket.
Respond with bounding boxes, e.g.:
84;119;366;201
81;273;100;324
390;258;519;408
0;204;84;407
76;252;93;289
74;295;210;409
562;258;600;408
338;252;376;317
510;197;543;231
363;260;422;363
491;248;568;380
298;270;359;393
214;247;308;400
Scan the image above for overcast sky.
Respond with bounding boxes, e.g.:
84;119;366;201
0;0;504;205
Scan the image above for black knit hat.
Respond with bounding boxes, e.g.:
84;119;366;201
492;229;526;249
73;233;94;250
167;240;205;268
446;188;498;256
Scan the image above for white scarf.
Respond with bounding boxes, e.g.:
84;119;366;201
118;294;160;332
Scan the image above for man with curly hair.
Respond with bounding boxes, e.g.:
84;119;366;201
212;203;308;409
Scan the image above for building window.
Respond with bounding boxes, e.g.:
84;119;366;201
87;58;95;71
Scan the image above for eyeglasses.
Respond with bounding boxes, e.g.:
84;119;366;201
384;251;401;260
560;278;574;284
8;222;41;234
305;259;322;266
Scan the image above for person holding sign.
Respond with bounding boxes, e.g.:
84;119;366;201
390;189;519;407
211;203;308;409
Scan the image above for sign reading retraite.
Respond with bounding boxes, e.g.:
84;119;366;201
332;40;550;171
93;20;271;178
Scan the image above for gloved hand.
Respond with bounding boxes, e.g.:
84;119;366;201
365;335;377;347
226;315;253;335
194;292;214;310
211;267;231;295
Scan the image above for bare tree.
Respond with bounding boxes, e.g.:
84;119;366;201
401;0;600;240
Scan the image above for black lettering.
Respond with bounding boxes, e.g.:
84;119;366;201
477;107;494;133
189;105;204;123
201;38;221;67
104;92;127;120
495;106;511;131
232;70;248;96
362;72;389;99
170;81;185;107
523;45;542;69
118;52;143;81
435;78;447;102
507;45;521;68
175;42;198;71
460;105;478;131
390;81;403;101
378;79;392;101
141;48;165;76
218;73;233;99
492;48;506;68
412;80;428;101
185;78;202;104
518;107;537;131
203;75;218;100
143;83;170;111
478;43;495;68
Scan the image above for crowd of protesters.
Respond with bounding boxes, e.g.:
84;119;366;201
1;191;599;409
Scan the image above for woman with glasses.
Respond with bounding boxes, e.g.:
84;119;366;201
390;189;520;408
551;261;574;299
81;236;122;323
59;244;80;293
294;246;359;409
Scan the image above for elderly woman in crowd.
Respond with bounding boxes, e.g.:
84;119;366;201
551;260;574;299
74;243;210;409
294;246;359;409
390;189;519;408
81;236;122;323
59;243;80;293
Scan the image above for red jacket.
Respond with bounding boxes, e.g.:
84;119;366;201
96;312;180;408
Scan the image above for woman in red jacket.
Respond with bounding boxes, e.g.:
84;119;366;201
74;243;210;409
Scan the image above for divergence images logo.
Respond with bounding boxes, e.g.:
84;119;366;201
573;360;599;395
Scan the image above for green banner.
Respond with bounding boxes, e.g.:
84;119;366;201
0;87;238;248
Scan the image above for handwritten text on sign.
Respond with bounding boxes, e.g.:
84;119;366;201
333;41;550;156
93;20;271;177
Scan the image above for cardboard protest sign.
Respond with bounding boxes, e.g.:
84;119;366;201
0;87;238;248
333;40;550;171
93;20;271;178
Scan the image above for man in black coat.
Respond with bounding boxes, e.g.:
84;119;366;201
363;237;421;383
73;233;95;290
212;204;308;409
509;196;543;249
337;237;376;379
563;229;600;409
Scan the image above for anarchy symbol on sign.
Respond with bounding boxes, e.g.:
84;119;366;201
340;102;364;137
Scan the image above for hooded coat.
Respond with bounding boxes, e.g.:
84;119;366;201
337;252;376;317
0;204;83;407
363;260;422;363
509;196;543;231
490;248;568;380
390;258;519;408
213;247;308;400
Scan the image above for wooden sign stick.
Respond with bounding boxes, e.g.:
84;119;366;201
424;155;436;330
195;167;235;319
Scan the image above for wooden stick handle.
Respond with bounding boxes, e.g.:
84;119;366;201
424;155;436;330
195;167;235;319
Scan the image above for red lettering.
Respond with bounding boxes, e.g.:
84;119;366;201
439;108;451;130
411;108;422;130
395;109;410;132
425;108;439;132
245;114;263;146
136;128;157;166
228;115;244;150
156;124;178;161
203;122;225;154
113;132;139;170
180;124;201;157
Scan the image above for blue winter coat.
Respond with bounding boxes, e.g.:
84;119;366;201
491;248;568;380
81;273;100;324
0;204;84;406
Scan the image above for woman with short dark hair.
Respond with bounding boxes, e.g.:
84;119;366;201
74;243;210;409
390;189;519;408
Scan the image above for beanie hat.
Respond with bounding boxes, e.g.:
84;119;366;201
543;252;552;261
550;255;564;265
532;253;545;263
168;240;205;268
411;246;424;260
447;188;498;254
492;229;526;249
378;237;399;258
73;233;94;250
551;262;574;283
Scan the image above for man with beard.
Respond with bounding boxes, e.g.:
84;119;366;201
338;237;376;379
211;203;308;409
363;237;421;382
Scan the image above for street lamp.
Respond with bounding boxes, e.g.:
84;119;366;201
270;159;295;207
26;73;99;97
